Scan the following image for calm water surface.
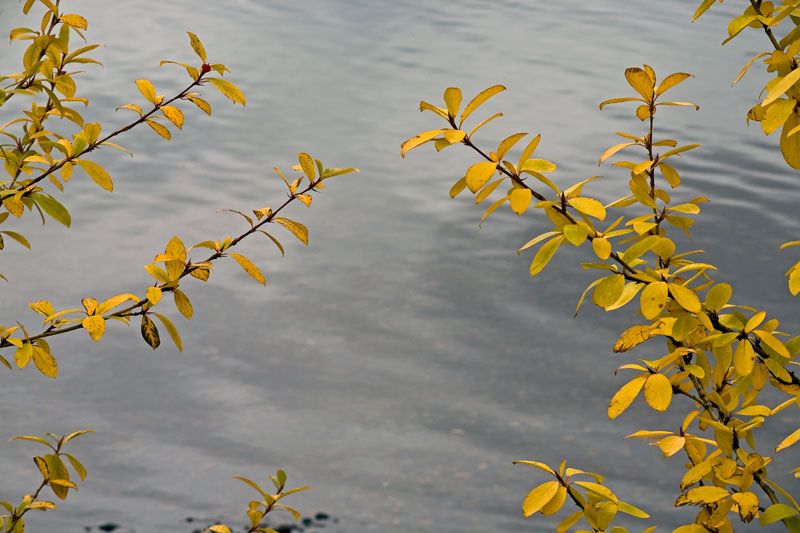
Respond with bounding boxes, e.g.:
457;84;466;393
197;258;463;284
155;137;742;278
0;1;798;531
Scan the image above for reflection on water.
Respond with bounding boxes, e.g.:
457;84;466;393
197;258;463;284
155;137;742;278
1;0;798;531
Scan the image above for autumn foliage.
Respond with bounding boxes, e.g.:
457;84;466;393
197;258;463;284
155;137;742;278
0;1;355;531
402;1;800;531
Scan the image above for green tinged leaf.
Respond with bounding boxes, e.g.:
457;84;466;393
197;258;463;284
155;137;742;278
31;193;71;227
760;503;799;525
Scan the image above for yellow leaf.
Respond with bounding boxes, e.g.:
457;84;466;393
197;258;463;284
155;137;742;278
520;159;557;173
147;286;162;305
734;339;756;377
563;224;589;246
230;253;266;285
781;112;800;169
659;163;681;188
668;283;701;313
704;283;732;311
762;99;795;136
161;105;184;129
733;339;756;376
743;311;766;333
625;67;654;100
573;481;618;503
15;343;33;369
82;315;105;341
145;264;170;283
146;120;171;139
449;177;468;198
274;217;309;245
640;281;668;320
60;14;87;30
517;231;560;254
208;526;231;533
298;152;316;180
556;510;584;533
496;132;527;161
731;491;759;522
512;460;555;475
187;32;207;62
634;159;657;176
541;485;567;516
681;460;712;490
656;435;686;457
617;500;650;519
460;84;505;126
522;481;560;518
613;322;664;352
775;427;800;453
592;237;611;260
529;236;564;277
763;68;800;107
44;455;71;500
187;95;212;115
604;281;642;312
572;278;603;318
644;374;672;412
656;72;692;96
98;293;139;314
509;188;532;215
117;103;143;115
29;501;56;510
154;313;183;351
443;87;462;118
567;197;606;220
206;78;246;106
400;129;445;157
173;289;193;319
517;134;542;169
682;486;731;504
3;196;24;217
468;112;504;137
599;142;636;164
76;160;113;192
754;330;791;358
296;194;312;207
608;374;647;419
599;96;643;109
442;129;465;143
465;161;498;193
135;79;158;104
593;274;625;308
475;179;504;204
419;100;449;120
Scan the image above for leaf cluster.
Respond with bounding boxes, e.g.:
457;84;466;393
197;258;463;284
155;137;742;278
0;429;91;533
403;56;800;533
1;1;355;530
207;469;309;533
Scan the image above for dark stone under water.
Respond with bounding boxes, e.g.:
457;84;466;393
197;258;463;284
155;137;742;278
81;512;339;533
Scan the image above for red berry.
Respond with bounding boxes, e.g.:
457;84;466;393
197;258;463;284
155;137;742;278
201;63;211;74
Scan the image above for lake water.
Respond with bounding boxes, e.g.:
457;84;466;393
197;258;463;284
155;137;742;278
0;1;798;531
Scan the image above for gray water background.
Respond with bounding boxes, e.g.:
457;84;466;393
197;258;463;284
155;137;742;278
0;0;798;531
